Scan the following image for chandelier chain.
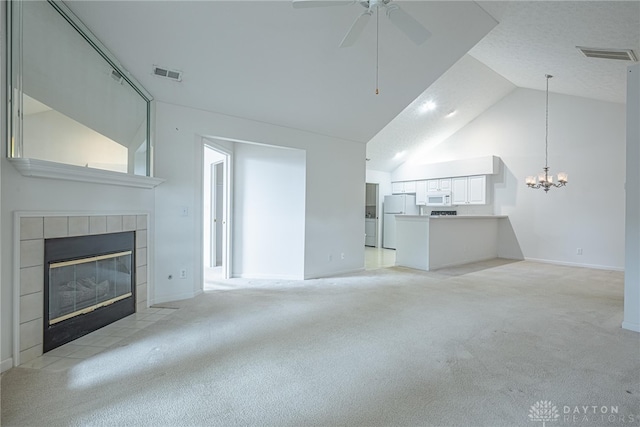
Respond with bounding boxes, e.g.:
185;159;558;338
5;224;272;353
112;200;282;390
545;74;550;173
375;10;379;95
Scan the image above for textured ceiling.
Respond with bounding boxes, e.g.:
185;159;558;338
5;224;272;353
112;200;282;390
366;0;640;171
65;1;497;145
471;1;640;103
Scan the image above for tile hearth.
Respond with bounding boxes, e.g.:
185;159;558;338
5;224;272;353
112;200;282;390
19;307;175;371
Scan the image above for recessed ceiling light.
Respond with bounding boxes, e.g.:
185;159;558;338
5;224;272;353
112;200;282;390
420;101;437;113
394;151;406;159
445;109;457;117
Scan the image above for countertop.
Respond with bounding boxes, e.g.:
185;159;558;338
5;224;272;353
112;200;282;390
396;215;508;220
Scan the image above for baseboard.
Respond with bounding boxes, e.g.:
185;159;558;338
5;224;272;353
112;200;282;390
622;321;640;333
151;290;197;306
232;273;304;280
1;357;14;373
304;267;365;280
525;257;624;272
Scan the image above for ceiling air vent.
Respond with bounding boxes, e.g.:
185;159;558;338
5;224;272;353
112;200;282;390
577;46;638;62
152;65;183;82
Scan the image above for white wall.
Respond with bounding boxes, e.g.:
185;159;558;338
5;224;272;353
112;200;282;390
153;102;365;304
410;88;626;270
624;63;640;332
365;169;392;248
233;143;305;279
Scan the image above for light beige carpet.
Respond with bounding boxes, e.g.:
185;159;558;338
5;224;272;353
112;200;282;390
1;260;639;426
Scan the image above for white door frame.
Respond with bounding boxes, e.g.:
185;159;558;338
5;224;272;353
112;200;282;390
202;138;233;280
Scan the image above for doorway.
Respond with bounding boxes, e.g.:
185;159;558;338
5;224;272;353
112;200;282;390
203;142;231;284
365;183;379;247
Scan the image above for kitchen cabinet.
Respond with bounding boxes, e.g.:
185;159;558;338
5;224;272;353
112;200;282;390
391;181;417;194
452;175;486;205
395;214;508;271
427;178;451;193
415;180;428;205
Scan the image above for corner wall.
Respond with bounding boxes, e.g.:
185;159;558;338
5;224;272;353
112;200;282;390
233;143;305;279
624;63;640;332
411;88;626;270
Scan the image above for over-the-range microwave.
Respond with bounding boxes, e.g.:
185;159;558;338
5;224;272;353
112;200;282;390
426;192;452;207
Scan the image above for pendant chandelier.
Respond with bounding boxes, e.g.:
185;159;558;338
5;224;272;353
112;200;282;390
526;74;568;192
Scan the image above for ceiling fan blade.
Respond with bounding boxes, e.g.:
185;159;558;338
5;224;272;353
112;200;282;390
340;11;372;48
292;0;354;9
386;5;431;45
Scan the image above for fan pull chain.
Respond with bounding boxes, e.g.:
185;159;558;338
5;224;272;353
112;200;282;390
375;9;379;95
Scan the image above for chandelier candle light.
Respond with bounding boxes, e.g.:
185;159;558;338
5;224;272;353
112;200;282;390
526;74;568;192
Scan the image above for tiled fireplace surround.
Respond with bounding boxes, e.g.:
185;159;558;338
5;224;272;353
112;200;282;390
16;213;149;366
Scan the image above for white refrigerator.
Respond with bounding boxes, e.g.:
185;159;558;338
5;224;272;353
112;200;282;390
383;194;418;249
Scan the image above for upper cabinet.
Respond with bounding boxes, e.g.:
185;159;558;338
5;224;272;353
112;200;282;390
427;178;451;193
415;180;428;205
452;175;486;205
392;181;417;194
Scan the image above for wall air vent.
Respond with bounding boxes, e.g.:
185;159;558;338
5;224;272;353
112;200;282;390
577;46;638;62
152;65;183;82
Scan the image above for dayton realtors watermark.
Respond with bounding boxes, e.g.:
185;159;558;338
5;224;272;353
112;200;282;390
563;405;636;424
529;401;638;425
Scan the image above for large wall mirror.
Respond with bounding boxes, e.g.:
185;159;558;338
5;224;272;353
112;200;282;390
7;0;152;176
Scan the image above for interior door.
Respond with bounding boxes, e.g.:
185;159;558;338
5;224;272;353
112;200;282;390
215;163;224;266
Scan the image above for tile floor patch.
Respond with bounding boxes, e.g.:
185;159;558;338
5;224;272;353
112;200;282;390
18;308;176;371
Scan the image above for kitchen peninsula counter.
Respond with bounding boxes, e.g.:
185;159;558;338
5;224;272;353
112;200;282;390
395;215;509;271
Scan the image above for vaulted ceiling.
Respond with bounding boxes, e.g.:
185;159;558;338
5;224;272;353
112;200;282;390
65;1;640;172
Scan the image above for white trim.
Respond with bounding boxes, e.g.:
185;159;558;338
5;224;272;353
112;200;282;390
304;267;365;280
233;274;305;280
622;321;640;333
15;210;152;218
10;158;164;189
12;213;21;366
201;137;234;281
0;358;14;373
525;257;624;272
152;291;198;306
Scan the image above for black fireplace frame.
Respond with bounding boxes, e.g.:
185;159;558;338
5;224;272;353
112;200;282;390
43;231;136;353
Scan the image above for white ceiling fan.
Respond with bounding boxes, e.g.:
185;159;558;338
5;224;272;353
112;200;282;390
292;0;431;48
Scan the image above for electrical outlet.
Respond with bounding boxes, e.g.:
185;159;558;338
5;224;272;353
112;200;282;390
341;252;345;260
179;268;187;279
576;248;583;255
328;254;332;262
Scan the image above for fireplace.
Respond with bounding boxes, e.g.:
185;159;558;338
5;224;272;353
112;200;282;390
44;231;136;352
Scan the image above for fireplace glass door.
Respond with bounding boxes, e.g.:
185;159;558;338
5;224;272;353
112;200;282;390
49;251;133;325
44;231;136;352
